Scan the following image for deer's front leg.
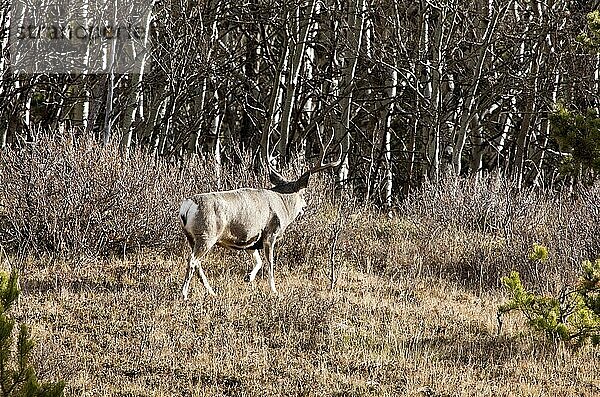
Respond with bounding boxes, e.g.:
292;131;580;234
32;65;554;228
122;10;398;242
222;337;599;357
264;234;278;294
181;253;196;300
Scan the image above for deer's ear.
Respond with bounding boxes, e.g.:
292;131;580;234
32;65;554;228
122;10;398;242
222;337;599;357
269;169;288;186
296;172;310;190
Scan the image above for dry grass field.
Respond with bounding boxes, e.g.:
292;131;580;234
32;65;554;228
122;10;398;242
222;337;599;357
2;140;600;396
11;250;600;397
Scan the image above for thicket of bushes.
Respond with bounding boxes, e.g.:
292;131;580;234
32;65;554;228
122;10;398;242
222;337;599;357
397;177;600;289
0;136;269;256
1;136;599;293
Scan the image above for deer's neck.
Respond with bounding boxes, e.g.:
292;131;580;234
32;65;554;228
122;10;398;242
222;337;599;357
278;192;303;219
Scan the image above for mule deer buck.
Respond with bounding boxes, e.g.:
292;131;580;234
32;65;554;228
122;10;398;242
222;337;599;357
179;145;341;299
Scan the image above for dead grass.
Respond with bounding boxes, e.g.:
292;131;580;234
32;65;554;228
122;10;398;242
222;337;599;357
2;140;600;396
9;251;600;397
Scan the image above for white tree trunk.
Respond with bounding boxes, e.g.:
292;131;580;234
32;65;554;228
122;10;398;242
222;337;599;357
121;5;154;157
595;54;600;116
103;3;118;146
262;22;290;165
211;89;223;189
452;0;510;174
383;65;397;207
426;5;445;183
334;0;366;184
278;0;317;158
187;0;224;155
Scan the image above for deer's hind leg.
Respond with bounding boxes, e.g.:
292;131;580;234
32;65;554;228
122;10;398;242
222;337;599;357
182;238;216;299
244;249;263;283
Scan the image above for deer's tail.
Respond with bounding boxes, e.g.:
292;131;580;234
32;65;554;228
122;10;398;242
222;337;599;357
179;199;195;227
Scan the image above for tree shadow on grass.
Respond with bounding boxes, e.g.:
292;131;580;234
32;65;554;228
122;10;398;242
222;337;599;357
411;312;558;373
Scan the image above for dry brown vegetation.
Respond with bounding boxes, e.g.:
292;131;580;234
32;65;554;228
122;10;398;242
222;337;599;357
1;138;600;396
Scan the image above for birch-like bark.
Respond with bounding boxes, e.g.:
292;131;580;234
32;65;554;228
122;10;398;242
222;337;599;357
277;0;317;158
425;5;446;183
23;82;31;138
383;64;397;207
262;23;290;165
103;0;118;146
81;0;96;133
103;69;116;145
417;4;431;180
490;96;515;172
595;54;600;116
187;0;224;155
297;2;322;164
452;0;510;174
211;89;223;188
151;95;172;157
121;2;154;157
533;6;565;186
143;81;167;144
514;0;545;189
334;0;366;184
470;113;483;175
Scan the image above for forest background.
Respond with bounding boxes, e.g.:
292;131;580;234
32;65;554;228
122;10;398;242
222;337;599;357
1;0;600;396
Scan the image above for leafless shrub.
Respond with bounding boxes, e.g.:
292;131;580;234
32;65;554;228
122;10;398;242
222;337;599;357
396;174;600;290
0;135;247;256
285;174;600;293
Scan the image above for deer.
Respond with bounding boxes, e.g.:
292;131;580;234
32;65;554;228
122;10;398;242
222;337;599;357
179;144;341;299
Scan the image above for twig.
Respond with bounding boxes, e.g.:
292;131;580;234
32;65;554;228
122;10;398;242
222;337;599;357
329;199;345;291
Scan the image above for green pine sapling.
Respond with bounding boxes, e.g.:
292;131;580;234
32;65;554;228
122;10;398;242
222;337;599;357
498;248;600;348
0;270;64;397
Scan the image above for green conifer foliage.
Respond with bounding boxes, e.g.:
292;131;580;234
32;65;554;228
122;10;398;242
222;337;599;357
0;271;64;397
578;11;600;50
499;256;600;348
549;103;600;183
549;11;600;183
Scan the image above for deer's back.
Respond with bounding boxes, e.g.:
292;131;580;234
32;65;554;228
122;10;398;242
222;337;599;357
181;188;287;249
